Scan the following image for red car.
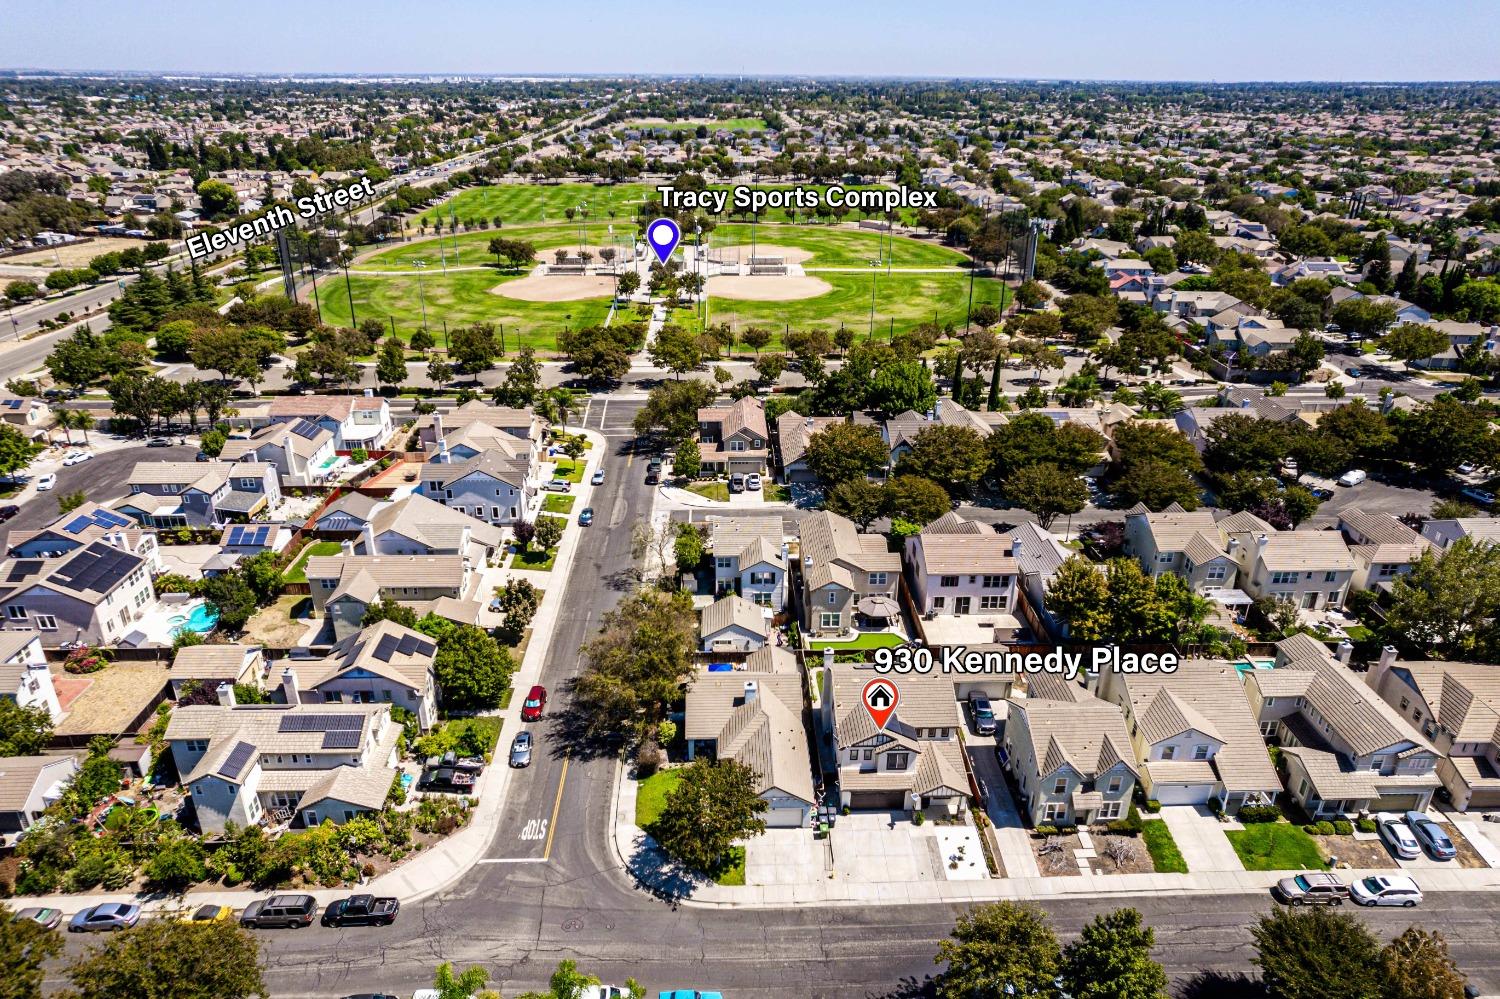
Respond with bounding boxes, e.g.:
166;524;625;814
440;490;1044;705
521;685;547;721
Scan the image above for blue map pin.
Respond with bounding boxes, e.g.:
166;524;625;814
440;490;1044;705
646;218;681;264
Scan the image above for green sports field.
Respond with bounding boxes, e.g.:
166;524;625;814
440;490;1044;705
707;223;968;270
619;117;769;133
356;222;633;272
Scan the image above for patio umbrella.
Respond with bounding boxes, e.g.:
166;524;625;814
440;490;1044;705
857;595;901;618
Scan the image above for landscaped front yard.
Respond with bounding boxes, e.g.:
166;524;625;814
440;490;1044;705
1226;822;1328;871
686;480;729;502
541;494;576;514
1142;819;1188;873
634;769;683;828
808;632;907;651
552;459;585;483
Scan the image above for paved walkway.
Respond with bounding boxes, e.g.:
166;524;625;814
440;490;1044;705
2;425;610;918
1158;805;1247;872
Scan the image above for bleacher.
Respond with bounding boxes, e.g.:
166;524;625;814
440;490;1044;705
747;255;788;275
547;263;587;276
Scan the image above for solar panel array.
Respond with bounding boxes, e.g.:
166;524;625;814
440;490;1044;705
277;713;364;733
290;419;322;439
218;740;256;780
226;525;271;547
61;508;133;536
8;559;42;581
321;729;361;749
49;544;138;594
2;399;23;410
371;632;437;662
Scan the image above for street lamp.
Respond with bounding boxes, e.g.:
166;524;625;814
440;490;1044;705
413;260;431;333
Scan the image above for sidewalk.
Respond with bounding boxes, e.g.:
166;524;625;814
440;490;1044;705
2;425;610;917
659;483;787;510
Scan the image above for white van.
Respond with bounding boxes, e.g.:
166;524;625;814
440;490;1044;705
1338;469;1367;487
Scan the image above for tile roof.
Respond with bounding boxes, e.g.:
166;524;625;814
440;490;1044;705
1016;695;1136;781
699;595;769;641
910;534;1018;576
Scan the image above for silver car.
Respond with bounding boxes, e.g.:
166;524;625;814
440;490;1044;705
509;731;533;768
1376;813;1422;859
1405;811;1457;860
69;903;141;932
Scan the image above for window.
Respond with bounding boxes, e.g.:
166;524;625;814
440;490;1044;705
322;691;343;703
1260;721;1279;736
728;439;746;452
933;597;945;610
819;612;839;629
5;606;24;620
863;749;874;761
1399;697;1410;711
887;752;909;770
492;507;501;519
752;438;763;449
1370;755;1385;771
1297;779;1309;797
1324;571;1339;582
320;579;336;590
1156;553;1175;564
752;591;772;607
1270;571;1298;585
981;575;1005;588
940;575;959;587
1160;745;1177;760
868;572;887;587
1097;800;1122;820
33;615;56;631
1107;776;1122;793
1377;564;1399;579
1205;565;1227;581
716;557;733;570
1264;697;1276;707
1042;802;1067;821
1193;745;1210;760
980;594;1004;610
1052;778;1067;794
826;590;838;605
750;571;775;585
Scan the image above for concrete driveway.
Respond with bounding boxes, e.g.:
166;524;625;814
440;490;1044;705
744;828;827;886
1158;805;1245;872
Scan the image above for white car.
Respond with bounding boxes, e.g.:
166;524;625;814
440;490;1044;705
62;451;92;466
1376;813;1422;859
35;473;56;491
1350;873;1423;907
1338;469;1367;487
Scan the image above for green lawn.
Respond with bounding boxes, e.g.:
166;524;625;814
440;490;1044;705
418;183;657;227
709;223;968;270
358;221;629;272
444;716;504;756
808;632;907;651
508;546;557;572
1226;823;1328;871
1142;820;1188;873
552;460;586;483
711;846;747;886
283;541;342;583
541;494;575;514
621;117;769;134
762;483;791;503
635;769;683;828
686;480;729;502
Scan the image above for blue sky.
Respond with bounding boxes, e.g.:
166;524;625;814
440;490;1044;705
4;1;1498;81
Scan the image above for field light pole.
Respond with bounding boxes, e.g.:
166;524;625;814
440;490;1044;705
964;261;976;336
339;250;358;329
414;260;431;333
869;261;878;338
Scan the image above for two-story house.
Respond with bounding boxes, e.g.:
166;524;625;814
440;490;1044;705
219;420;338;487
0;394;55;441
773;411;843;484
345;494;505;565
304;550;480;641
697;396;769;476
0;540;157;648
281;620;439;729
164;696;399;833
1245;634;1441;817
419;449;536;528
824;667;969;814
266;393;392;451
0;632;59;722
684;646;815;827
167;644;264;700
1094;657;1280;812
1365;653;1500;811
1338;508;1434;592
699;594;770;653
7;502;160;572
1004;685;1137;825
1226;527;1357;613
1421;516;1500;551
118;462;280;528
797;511;901;638
413;404;542;461
706;514;787;609
0;755;79;841
904;517;1020;624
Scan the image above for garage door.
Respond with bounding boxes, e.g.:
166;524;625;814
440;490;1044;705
1153;783;1213;805
764;804;807;828
1370;793;1424;812
849;789;906;810
1468;789;1500;810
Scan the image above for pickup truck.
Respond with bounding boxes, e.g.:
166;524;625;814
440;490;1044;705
321;894;400;927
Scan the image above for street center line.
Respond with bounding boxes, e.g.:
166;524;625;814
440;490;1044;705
476;857;550;864
543;756;570;861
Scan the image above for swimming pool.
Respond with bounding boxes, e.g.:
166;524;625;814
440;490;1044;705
1234;657;1276;675
168;601;219;634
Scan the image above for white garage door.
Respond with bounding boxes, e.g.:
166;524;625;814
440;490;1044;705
764;804;807;828
1153;783;1212;805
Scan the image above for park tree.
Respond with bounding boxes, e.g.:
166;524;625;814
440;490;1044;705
826;478;886;530
1379;927;1468;999
1059;908;1168;999
1381;323;1451;366
495;346;542;406
1059;293;1119;344
804;423;887;486
60;919;267;999
449;322;499;378
649;757;768;875
867;359;937;414
648;324;702;378
1004;463;1088;529
752;353;785;385
1014;279;1050;310
935;902;1061;999
896;425;991;498
882;474;952;526
740;326;772;354
1252;906;1382;999
376;339;407;388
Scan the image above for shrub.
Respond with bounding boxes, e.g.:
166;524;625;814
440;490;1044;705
1142;799;1162;813
634;740;660;778
1332;819;1353;835
63;646;111;674
1237;804;1283;824
1035;823;1058;836
656;719;678;746
1315;820;1336;835
912;811;925;826
1356;817;1377;833
1303;823;1318;834
351;447;369;463
1106;803;1144;836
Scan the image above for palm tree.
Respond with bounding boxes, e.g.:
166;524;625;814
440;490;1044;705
73;408;93;444
536;387;578;428
53;407;75;445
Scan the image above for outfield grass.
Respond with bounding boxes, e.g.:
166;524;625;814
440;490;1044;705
808;632;907;651
357;222;631;271
313;269;614;351
541;494;575;514
621;117;769;134
1226;823;1328;871
283;541;342;583
635;769;683;828
709;223;968;269
1142;820;1188;873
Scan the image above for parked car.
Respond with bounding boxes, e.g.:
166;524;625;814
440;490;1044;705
339;994;398;999
510;731;533;768
968;693;997;736
240;895;318;928
591;469;605;486
417;767;476;793
579;507;594;526
646;458;662;484
1461;487;1495;506
62;451;92;466
584;987;631;999
0;505;19;523
1350;874;1423;907
322;894;399;927
659;992;724;999
1344;367;1361;377
35;473;56;491
1376;813;1422;859
543;479;571;492
521;685;547;722
746;473;762;491
146;436;172;447
1405;811;1457;860
181;903;233;923
14;906;63;929
1338;469;1367;487
729;473;746;493
69;903;141;932
196;451;212;462
1458;461;1478;475
1273;873;1348;906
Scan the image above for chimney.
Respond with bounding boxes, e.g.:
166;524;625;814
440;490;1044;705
1010;537;1023;558
280;667;299;706
1228;537;1240;553
1379;645;1398;671
283;434;297;479
743;680;758;704
216;681;237;707
360;520;376;556
822;646;834;669
1256;533;1269;549
437;436;450;463
1336;640;1353;664
363;388;373;398
340;539;355;556
433;413;444;441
